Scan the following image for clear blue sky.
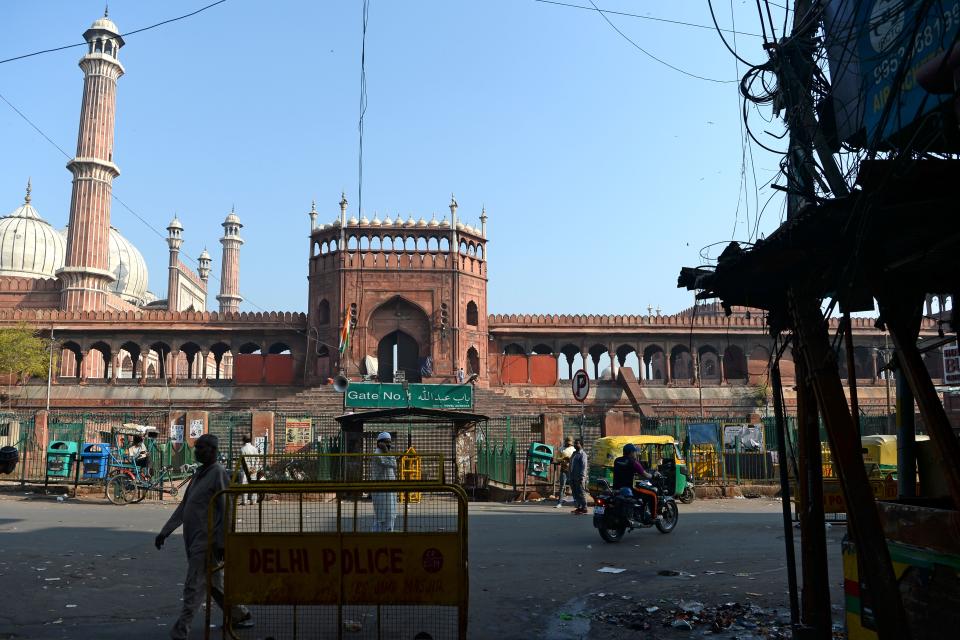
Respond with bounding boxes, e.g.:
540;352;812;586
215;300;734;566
0;0;787;315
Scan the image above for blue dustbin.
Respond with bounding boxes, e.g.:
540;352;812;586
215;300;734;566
46;441;79;478
81;443;111;479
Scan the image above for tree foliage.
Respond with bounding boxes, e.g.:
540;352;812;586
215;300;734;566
0;323;55;383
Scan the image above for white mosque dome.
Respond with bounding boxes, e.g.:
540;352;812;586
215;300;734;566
89;15;120;34
370;214;382;227
428;215;439;227
60;225;149;306
0;186;66;279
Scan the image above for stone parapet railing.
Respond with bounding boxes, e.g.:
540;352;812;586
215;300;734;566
0;308;307;326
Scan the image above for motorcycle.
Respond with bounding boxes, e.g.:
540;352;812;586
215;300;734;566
592;473;679;542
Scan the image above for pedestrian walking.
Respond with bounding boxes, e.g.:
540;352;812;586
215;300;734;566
456;367;465;384
155;434;253;639
238;435;259;505
371;432;398;532
555;436;575;508
569;439;589;515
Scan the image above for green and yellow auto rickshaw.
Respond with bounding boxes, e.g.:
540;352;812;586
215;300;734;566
588;435;695;503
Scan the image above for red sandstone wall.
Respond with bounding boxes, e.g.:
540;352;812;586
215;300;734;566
0;277;61;310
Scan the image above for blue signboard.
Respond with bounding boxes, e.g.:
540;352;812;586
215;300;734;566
859;0;960;142
687;423;720;446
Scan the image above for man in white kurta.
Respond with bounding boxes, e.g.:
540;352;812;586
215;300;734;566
371;431;398;532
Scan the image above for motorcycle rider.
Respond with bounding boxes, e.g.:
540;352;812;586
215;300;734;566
612;443;659;524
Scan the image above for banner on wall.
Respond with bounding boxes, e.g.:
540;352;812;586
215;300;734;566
284;418;312;453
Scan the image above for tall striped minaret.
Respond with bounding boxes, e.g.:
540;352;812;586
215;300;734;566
59;10;125;311
217;208;243;314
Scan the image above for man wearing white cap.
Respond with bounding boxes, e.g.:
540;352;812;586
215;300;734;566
371;432;398;532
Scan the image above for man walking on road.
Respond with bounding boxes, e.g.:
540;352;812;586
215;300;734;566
555;436;574;508
569;439;589;514
155;434;253;639
239;435;259;505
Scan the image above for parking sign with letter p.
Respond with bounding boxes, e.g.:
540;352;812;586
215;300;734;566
572;369;590;402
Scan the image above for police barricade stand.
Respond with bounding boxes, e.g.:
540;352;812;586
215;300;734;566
208;458;467;639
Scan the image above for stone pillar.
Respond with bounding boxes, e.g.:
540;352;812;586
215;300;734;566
200;350;209;384
580;347;589;378
639;354;646;381
693;353;700;384
609;344;618;380
139;344;150;385
35;410;49;453
79;350;89;383
871;349;879;384
719;354;726;384
252;411;275;453
169;350;179;385
111;353;120;384
664;349;672;383
601;410;626;437
542;414;564;449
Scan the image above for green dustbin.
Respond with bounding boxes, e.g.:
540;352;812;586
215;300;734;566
47;441;79;478
526;442;554;479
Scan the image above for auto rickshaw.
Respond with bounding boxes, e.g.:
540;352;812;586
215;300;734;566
588;435;695;503
860;434;930;479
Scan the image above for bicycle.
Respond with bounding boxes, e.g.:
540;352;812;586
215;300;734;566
106;463;198;505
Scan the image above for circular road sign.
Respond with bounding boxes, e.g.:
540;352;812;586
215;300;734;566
572;369;590;402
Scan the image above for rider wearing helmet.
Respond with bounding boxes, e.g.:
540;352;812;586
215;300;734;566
612;443;658;524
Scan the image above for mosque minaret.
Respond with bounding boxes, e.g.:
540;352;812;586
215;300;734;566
217;208;243;314
58;10;125;311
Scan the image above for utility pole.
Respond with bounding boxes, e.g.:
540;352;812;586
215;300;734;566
775;2;910;637
781;0;849;220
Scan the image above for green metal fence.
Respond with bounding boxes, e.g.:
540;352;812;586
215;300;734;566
476;438;517;486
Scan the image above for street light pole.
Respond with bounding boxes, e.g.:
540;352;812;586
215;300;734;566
46;327;54;412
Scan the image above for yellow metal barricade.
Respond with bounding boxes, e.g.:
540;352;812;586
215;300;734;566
398;447;422;504
207;480;468;640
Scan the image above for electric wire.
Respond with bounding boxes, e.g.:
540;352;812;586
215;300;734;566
0;0;229;66
532;0;764;37
584;0;738;83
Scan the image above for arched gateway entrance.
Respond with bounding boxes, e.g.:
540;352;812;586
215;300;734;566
378;330;421;382
369;296;431;383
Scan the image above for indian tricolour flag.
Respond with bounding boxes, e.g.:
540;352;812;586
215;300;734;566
338;313;351;354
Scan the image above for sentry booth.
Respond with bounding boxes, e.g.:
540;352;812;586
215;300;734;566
335;407;489;485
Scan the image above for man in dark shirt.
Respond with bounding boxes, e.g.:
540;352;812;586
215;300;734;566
612;443;658;524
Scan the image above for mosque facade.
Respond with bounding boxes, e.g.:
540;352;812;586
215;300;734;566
0;13;947;419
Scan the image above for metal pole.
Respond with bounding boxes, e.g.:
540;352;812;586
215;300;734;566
794;348;831;637
792;292;910;638
772;363;800;626
843;313;860;436
894;355;916;498
46;327;54;412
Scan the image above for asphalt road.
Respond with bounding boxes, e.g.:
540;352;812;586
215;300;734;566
0;491;846;639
